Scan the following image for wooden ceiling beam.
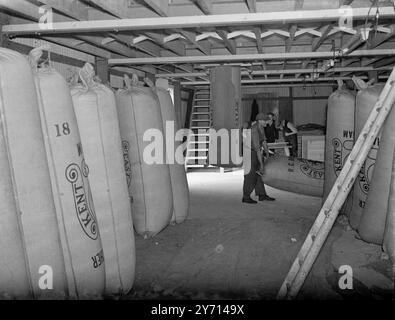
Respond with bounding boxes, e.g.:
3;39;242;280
286;24;298;52
82;0;189;59
285;0;303;72
5;7;395;35
374;56;395;68
341;24;371;56
245;0;256;13
253;27;268;78
175;29;211;55
180;75;389;86
138;0;168;17
143;31;185;56
155;65;393;78
367;24;395;49
253;27;263;53
217;29;236;55
81;0;124;19
311;24;333;52
139;0;208;55
0;0;139;58
340;0;354;5
41;36;112;58
191;0;213;15
108;49;395;65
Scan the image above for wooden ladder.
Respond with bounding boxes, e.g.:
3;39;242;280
277;67;395;300
185;88;212;170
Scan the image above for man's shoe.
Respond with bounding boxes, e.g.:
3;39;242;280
259;195;276;201
242;197;258;204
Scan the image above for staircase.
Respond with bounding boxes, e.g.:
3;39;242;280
185;88;212;170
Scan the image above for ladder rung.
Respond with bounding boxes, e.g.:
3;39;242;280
188;141;210;144
186;164;206;168
188;148;209;152
194;105;210;108
186;156;208;160
192;119;210;122
190;126;210;130
195;98;210;101
190;133;210;137
193;112;211;115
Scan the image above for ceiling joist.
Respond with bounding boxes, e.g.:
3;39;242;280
4;7;395;35
192;0;212;15
108;49;395;65
155;66;394;78
217;29;236;55
1;0;393;85
0;0;140;58
180;75;388;86
245;0;256;13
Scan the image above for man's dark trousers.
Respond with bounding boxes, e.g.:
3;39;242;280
243;151;267;199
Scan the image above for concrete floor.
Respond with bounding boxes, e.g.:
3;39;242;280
126;170;394;300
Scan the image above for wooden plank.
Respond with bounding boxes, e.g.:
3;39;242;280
368;24;395;49
217;30;236;55
81;0;174;58
177;30;210;55
82;0;124;18
156;66;393;78
288;0;303;59
295;24;334;78
41;36;112;58
253;27;267;79
38;0;138;59
192;0;213;15
253;28;263;53
0;12;9;47
374;56;395;68
184;89;196;129
37;0;88;20
143;31;185;56
5;39;85;66
108;49;395;65
245;0;256;13
139;0;168;17
1;0;141;59
277;67;395;299
4;7;395;35
284;84;395;298
137;0;207;55
6;38;137;81
286;24;298;52
312;24;333;51
384;146;395;264
180;75;384;85
95;57;109;83
341;24;371;55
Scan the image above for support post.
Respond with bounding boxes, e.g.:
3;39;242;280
384;146;395;266
184;88;195;129
173;80;183;128
95;57;109;84
145;72;156;86
368;70;379;83
0;13;9;48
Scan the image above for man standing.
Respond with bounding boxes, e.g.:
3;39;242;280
242;113;276;204
279;119;298;157
264;112;279;144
